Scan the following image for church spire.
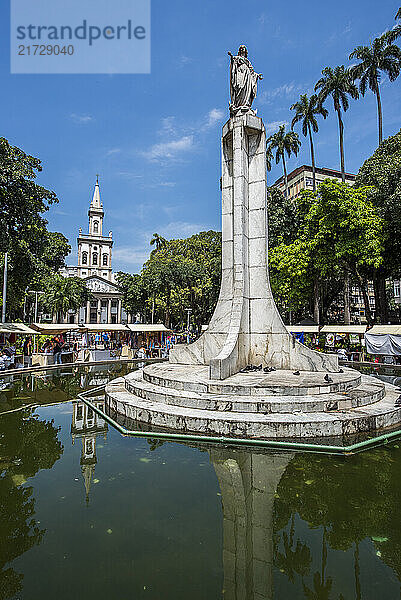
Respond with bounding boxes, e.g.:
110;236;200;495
91;175;102;209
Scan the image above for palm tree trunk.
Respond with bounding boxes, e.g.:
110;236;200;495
336;108;345;183
282;154;288;198
375;84;383;146
308;124;316;192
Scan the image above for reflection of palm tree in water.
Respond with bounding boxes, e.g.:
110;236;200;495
275;513;311;584
354;542;361;600
302;526;333;600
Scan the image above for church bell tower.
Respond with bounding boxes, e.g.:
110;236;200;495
77;176;113;281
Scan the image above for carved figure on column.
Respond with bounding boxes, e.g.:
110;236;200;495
228;45;263;115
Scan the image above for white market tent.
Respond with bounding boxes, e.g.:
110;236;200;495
84;324;128;332
31;323;84;335
126;324;171;333
0;322;37;335
320;325;367;334
365;325;401;355
286;325;319;333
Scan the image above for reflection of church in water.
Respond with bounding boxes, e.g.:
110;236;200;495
71;399;108;502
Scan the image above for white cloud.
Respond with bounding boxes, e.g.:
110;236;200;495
113;247;150;267
142;181;176;188
69;113;94;124
204;108;225;129
117;172;143;179
141;135;194;162
266;120;289;135
259;82;308;105
106;148;121;156
158;221;213;238
178;55;193;67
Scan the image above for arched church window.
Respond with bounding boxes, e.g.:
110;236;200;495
103;254;108;266
93;221;99;234
92;252;98;265
82;251;88;265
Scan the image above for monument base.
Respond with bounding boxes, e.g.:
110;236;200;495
105;362;401;440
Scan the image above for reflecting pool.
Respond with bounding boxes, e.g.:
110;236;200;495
0;364;401;599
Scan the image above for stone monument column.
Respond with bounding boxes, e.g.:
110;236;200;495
169;46;337;379
170;112;337;378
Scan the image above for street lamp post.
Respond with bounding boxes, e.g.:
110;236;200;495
28;290;45;323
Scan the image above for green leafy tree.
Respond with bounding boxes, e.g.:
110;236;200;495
315;66;359;182
267;186;300;248
141;231;221;329
266;125;301;198
349;35;401;145
116;272;146;321
290;94;328;191
269;181;383;325
0;138;69;319
43;275;91;322
355;128;401;322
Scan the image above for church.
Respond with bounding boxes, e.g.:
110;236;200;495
60;178;128;324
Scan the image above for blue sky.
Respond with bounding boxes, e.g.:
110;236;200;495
1;0;400;273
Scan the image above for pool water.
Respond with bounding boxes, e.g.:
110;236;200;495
1;364;401;599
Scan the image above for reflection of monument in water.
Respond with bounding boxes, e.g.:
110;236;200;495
210;449;292;600
71;400;108;502
79;365;113;389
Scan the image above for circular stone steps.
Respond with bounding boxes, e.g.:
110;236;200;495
124;371;385;414
104;363;401;440
142;363;361;396
105;376;401;440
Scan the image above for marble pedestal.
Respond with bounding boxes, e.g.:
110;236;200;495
170;113;338;379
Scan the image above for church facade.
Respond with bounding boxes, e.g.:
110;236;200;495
60;178;127;324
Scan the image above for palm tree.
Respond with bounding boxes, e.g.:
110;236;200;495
290;94;328;192
349;35;401;145
387;8;401;42
44;275;91;322
266;124;301;197
315;66;359;182
150;233;167;252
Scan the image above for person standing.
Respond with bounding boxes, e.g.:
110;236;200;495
23;336;32;367
53;337;62;365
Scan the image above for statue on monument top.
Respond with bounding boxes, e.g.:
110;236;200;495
228;45;263;116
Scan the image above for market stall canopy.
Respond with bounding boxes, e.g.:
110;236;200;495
365;325;401;355
84;324;129;332
0;322;37;335
30;323;85;334
126;324;171;333
320;325;367;334
367;325;401;335
286;325;319;333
